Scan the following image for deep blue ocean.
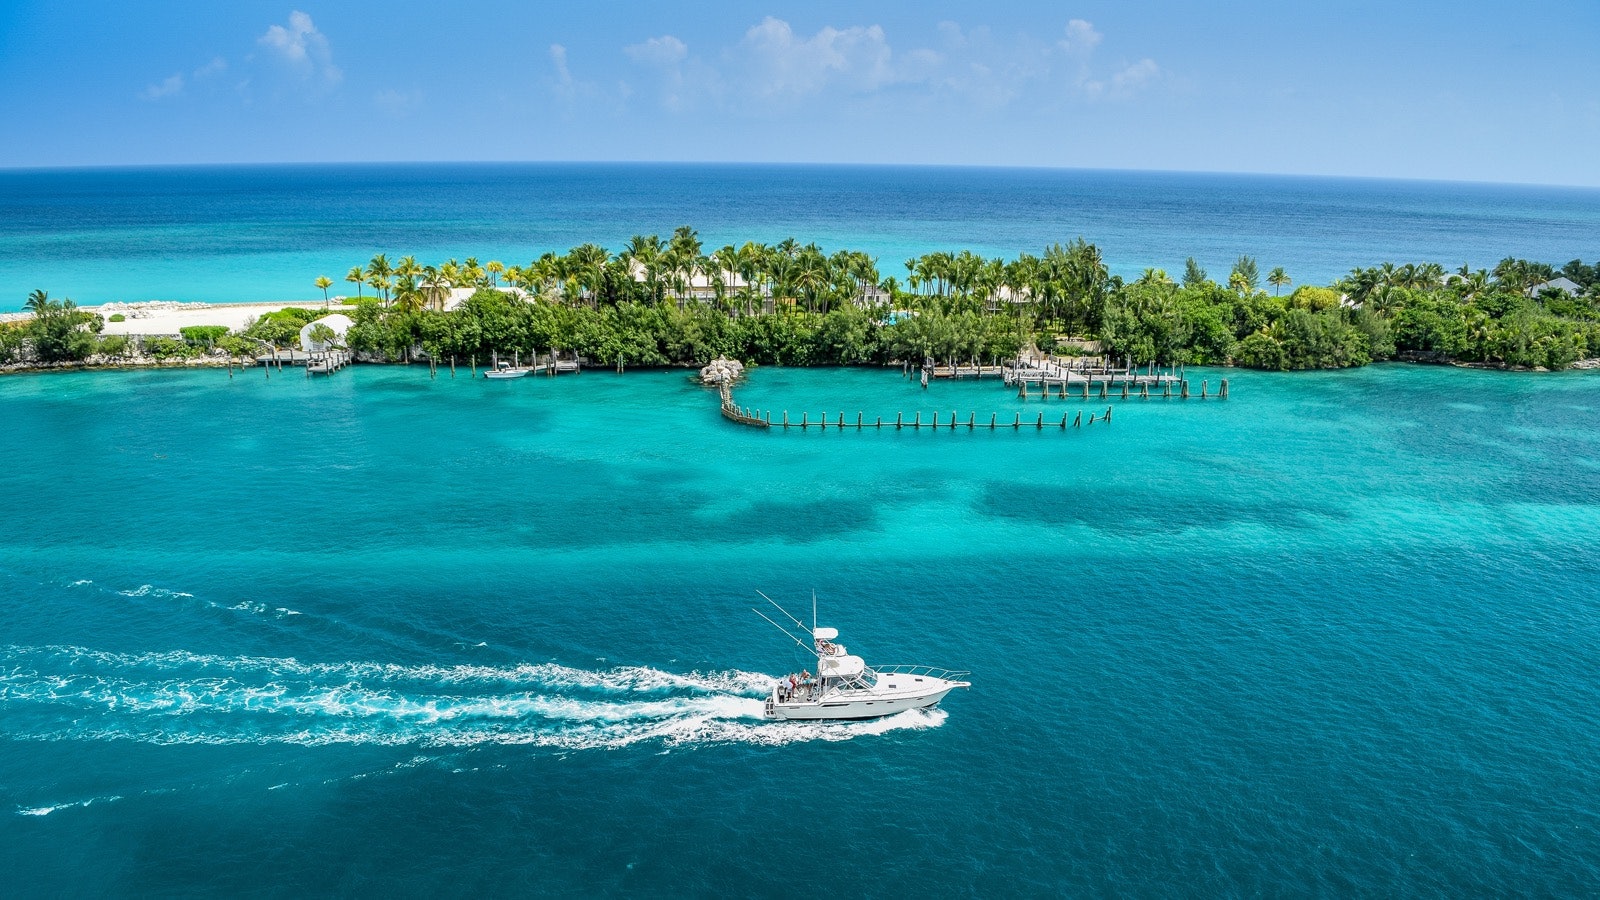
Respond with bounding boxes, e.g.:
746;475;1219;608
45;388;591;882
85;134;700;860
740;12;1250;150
4;165;1600;895
2;163;1599;310
3;363;1600;895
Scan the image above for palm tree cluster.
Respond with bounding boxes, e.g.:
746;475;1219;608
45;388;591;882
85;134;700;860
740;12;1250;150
337;227;1126;336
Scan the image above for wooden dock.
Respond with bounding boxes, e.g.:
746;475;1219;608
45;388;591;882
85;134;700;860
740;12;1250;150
718;383;1118;431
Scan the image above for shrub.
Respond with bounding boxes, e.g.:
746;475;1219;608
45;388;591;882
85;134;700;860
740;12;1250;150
143;336;193;359
97;334;130;359
180;325;230;348
108;313;126;323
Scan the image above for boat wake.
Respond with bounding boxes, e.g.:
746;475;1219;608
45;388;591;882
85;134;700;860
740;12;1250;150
0;645;946;752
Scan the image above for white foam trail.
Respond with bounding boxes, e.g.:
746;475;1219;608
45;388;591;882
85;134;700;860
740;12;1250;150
0;645;777;695
16;795;122;816
117;585;193;599
0;645;947;753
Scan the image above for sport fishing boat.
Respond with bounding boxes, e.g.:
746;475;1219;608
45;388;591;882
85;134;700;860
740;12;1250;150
755;593;970;721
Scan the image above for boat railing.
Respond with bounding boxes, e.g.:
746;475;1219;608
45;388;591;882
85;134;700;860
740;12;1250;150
869;664;971;681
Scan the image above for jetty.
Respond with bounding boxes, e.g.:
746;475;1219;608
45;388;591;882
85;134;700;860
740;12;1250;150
718;382;1116;431
1004;354;1179;390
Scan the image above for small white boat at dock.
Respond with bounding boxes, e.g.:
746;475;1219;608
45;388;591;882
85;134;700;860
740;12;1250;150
755;593;969;721
483;361;530;379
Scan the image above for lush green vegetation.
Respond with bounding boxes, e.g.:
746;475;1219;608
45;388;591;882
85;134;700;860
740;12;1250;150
4;290;104;364
327;232;1600;371
9;232;1600;372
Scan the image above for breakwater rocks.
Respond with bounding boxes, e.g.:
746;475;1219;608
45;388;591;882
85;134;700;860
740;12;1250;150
699;356;746;385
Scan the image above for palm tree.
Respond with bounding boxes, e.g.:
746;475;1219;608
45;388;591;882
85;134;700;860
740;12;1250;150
396;256;421;292
486;260;505;288
345;266;366;300
366;254;394;306
314;275;333;309
1267;267;1290;296
24;289;50;314
1230;256;1260;295
421;266;449;311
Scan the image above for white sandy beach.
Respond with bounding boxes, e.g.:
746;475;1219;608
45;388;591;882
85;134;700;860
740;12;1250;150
88;300;351;335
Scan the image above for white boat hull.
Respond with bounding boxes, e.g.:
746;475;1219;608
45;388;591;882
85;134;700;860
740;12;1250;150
765;685;959;721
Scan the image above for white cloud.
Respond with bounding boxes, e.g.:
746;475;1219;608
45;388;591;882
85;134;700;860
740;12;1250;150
625;35;688;67
258;11;341;86
735;17;898;99
1058;19;1103;55
548;43;615;111
142;74;184;100
194;57;228;80
1112;58;1160;93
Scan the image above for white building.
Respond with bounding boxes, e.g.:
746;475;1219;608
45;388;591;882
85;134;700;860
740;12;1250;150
298;313;354;352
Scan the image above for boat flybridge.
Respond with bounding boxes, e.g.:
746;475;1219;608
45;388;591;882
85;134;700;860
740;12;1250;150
755;592;970;722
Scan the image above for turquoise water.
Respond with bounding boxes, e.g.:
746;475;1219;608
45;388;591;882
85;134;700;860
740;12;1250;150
4;163;1600;309
4;363;1600;894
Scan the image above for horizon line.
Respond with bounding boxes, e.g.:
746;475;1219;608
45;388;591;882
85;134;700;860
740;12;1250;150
2;158;1596;192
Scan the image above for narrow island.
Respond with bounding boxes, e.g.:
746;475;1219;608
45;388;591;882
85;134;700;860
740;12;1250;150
4;228;1597;374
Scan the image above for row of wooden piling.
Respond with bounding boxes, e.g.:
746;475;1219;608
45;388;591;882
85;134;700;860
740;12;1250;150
719;395;1116;431
1018;378;1228;400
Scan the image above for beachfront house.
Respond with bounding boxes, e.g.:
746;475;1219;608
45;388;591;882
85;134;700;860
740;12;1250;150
1529;276;1582;298
298;313;353;352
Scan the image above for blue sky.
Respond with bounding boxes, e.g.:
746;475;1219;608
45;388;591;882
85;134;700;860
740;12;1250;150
2;1;1596;185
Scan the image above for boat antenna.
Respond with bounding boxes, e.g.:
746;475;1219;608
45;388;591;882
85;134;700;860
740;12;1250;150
752;608;814;655
756;591;810;635
812;590;818;637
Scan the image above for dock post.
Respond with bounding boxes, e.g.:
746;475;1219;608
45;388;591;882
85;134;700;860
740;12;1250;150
1019;382;1028;400
1073;411;1082;428
914;412;921;428
227;356;233;379
876;416;882;428
1036;412;1044;429
1082;381;1090;400
951;411;958;430
1181;380;1190;399
1106;406;1113;423
896;412;903;430
1013;413;1021;429
1201;379;1208;399
471;355;477;377
784;411;790;427
1220;379;1229;399
802;413;809;429
451;355;456;378
1140;383;1148;399
990;413;997;429
968;412;975;429
1121;382;1128;399
1060;413;1068;429
1163;382;1171;399
1099;381;1108;400
933;411;939;428
858;412;863;428
839;412;845;428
